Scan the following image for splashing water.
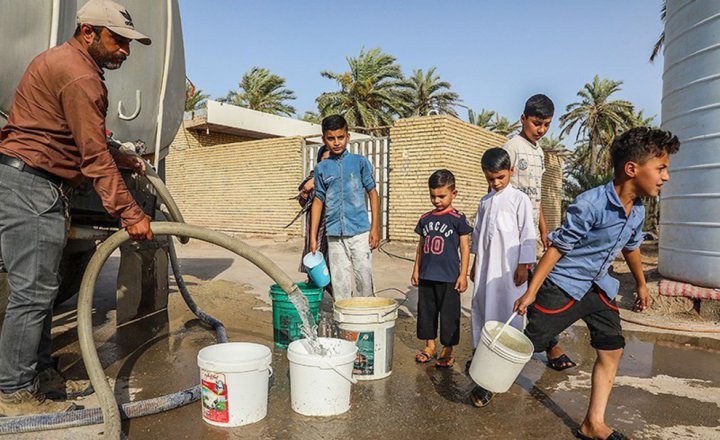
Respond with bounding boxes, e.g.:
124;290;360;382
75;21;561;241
286;285;329;355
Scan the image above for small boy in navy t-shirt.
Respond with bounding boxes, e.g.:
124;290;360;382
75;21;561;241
411;170;473;368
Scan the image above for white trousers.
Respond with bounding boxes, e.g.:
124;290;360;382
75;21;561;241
327;232;373;300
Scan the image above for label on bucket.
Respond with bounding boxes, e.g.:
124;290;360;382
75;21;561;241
340;330;374;375
385;326;395;373
201;371;229;423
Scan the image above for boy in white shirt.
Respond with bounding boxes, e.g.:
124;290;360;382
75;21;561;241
502;94;575;371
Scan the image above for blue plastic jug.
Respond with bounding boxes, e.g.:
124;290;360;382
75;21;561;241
303;251;330;288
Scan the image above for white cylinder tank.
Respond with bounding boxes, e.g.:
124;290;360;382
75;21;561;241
660;0;720;288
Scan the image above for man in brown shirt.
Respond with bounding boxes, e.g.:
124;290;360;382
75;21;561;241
0;0;153;415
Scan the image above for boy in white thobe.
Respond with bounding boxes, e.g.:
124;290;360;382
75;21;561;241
468;148;536;408
470;148;536;347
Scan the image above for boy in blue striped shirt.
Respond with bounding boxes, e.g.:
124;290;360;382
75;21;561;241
513;128;680;440
472;128;680;440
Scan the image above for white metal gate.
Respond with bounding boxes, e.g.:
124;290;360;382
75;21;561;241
302;137;390;240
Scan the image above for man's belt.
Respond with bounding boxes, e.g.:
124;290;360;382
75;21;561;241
0;153;62;187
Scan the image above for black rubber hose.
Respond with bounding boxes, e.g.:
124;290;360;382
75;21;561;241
167;238;228;343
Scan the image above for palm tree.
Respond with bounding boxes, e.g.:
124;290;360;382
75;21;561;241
650;1;667;62
316;48;408;129
559;75;634;175
299;111;322;124
488;114;520;137
468;108;495;129
539;133;566;152
226;67;296;116
185;79;208;111
626;109;656;128
399;67;460;117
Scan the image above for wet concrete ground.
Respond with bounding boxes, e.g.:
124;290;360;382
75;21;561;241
11;238;720;439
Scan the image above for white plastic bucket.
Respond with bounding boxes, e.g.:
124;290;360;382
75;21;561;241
197;342;273;427
287;337;357;416
333;297;398;381
468;312;534;393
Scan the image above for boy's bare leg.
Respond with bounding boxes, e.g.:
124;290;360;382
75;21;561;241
426;339;436;353
579;348;623;439
415;339;436;362
548;344;564;358
547;344;574;367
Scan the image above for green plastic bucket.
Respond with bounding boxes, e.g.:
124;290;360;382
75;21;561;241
269;282;322;349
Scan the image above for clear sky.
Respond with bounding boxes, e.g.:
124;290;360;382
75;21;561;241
178;0;665;143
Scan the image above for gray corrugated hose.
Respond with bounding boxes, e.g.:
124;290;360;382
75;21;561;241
77;222;302;440
143;163;189;244
0;223;232;436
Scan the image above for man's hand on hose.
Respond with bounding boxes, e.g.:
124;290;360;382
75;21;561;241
114;151;146;176
127;215;154;241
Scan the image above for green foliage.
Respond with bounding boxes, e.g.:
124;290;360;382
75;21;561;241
488;114;520;137
626;109;656;128
185;80;208;111
299;111;322;124
226;67;296;116
650;1;667;62
539;133;566;151
467;108;495;129
398;67;460;117
560;75;634;175
316;48;408;129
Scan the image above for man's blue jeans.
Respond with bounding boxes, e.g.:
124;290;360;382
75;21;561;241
0;164;67;392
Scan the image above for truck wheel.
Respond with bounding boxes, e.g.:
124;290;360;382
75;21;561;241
55;241;96;306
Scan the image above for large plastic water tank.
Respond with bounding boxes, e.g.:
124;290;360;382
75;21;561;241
660;0;720;288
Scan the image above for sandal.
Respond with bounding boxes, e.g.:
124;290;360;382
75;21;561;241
575;429;629;440
547;353;577;371
470;385;495;407
436;355;455;368
415;349;435;363
464;359;472;375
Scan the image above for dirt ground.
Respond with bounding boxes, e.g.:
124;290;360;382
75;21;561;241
6;237;720;439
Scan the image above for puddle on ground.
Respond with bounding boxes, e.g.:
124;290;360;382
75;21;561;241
39;278;720;440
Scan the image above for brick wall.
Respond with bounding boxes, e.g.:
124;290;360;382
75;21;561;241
164;118;562;241
388;115;564;242
166;130;304;236
171;122;254;151
542;153;564;231
388;116;509;242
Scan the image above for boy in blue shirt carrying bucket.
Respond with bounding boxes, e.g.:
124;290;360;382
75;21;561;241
310;115;380;300
471;128;679;440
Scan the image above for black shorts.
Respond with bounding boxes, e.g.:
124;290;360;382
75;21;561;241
417;279;461;346
524;279;625;351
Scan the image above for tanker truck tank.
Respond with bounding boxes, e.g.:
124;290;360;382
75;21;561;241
0;0;187;317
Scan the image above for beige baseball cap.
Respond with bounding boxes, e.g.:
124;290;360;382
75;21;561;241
76;0;151;45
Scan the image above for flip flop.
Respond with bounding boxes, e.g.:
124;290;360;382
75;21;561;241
415;349;435;363
436;356;455;369
464;359;472;375
470;385;495;408
548;353;577;371
575;429;630;440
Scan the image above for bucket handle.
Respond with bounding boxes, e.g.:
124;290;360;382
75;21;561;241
268;366;273;378
489;312;519;350
321;360;358;385
377;287;410;319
